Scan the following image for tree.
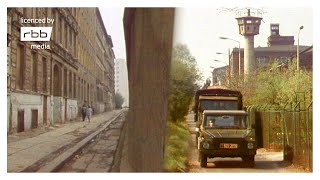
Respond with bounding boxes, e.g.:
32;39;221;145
168;44;202;122
226;61;312;108
114;92;124;109
164;44;201;172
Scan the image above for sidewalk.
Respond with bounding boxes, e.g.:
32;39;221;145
7;109;124;172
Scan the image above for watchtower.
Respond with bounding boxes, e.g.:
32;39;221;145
236;8;263;76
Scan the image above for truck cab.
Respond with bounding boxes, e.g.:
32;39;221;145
197;110;256;167
193;87;243;146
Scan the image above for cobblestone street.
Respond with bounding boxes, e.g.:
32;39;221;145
58;114;126;172
7;110;126;172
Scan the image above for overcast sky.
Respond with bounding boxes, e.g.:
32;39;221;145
100;7;313;81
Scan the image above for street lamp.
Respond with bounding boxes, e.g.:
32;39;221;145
219;37;241;76
214;59;228;65
216;52;227;55
297;25;304;71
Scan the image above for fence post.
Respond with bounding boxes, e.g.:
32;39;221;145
293;101;300;161
268;110;271;151
307;101;312;171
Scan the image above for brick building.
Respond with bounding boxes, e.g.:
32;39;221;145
291;45;313;71
228;24;312;76
211;65;228;86
7;8;115;133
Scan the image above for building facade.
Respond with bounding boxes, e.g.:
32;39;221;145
115;58;129;107
228;24;312;76
291;46;313;71
7;8;115;133
211;65;228;86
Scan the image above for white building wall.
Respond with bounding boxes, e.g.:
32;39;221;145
10;93;43;133
114;58;129;107
67;99;78;120
8;93;79;133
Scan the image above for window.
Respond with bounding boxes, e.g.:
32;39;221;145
52;10;56;41
69;72;72;98
200;100;238;111
65;23;68;48
73;74;76;98
69;28;72;50
42;57;47;93
16;44;25;90
257;56;270;66
204;115;248;129
64;69;67;97
32;51;38;92
23;8;27;16
277;57;289;63
59;17;63;44
73;33;76;56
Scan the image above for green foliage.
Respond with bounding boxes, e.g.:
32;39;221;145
227;62;312;109
164;121;191;172
114;92;124;109
163;44;201;171
169;44;202;122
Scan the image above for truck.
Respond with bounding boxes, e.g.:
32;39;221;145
194;86;243;143
194;86;243;120
197;110;256;167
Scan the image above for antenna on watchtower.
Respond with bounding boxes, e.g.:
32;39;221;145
218;7;267;22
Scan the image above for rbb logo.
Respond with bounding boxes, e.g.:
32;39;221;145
21;27;52;41
25;30;47;38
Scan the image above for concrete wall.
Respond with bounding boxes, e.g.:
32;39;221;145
66;99;78;121
10;93;43;132
52;97;78;123
94;103;105;114
123;8;175;172
8;93;79;133
53;97;63;124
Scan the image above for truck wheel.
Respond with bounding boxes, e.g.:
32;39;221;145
242;156;255;167
199;153;207;168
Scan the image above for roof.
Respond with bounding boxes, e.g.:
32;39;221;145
203;110;247;115
291;45;313;58
196;87;242;97
213;66;228;71
254;45;310;52
231;45;310;53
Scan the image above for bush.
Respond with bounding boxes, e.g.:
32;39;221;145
114;92;124;109
163;44;201;171
164;121;191;172
227;62;312;108
168;44;201;122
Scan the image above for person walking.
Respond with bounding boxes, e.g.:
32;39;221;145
81;104;87;121
86;105;93;123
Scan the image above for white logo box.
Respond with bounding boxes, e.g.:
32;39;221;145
20;27;53;41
